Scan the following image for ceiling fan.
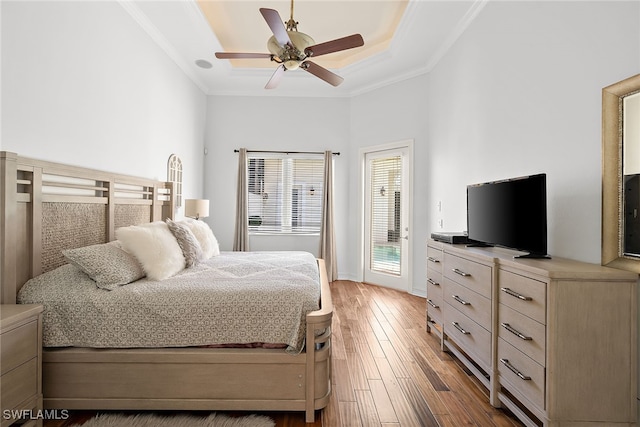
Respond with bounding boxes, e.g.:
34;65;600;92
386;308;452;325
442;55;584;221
214;0;364;89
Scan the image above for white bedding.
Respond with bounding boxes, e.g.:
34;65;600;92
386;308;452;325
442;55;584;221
17;251;321;353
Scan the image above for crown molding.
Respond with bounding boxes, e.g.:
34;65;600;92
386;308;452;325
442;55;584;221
348;0;489;97
117;0;210;94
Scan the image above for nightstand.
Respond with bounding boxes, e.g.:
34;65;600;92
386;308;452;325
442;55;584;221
1;304;43;427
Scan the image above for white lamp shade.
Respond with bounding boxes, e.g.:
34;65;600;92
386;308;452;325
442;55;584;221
185;199;209;219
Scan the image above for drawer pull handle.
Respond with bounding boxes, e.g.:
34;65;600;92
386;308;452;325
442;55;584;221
500;358;531;381
452;268;471;277
427;257;440;263
500;287;532;301
427;299;439;309
501;322;532;340
427;278;440;286
452;295;471;306
451;321;470;335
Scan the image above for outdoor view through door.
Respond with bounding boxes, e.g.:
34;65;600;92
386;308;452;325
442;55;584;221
364;145;410;291
371;156;402;274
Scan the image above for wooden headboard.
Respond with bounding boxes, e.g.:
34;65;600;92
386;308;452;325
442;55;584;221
0;152;175;304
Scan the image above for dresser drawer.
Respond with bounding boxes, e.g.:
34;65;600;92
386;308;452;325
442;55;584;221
427;246;443;273
498;269;546;324
498;304;546;366
443;252;492;298
0;358;38;411
1;320;38;375
444;303;491;371
443;277;491;330
426;289;444;325
498;338;545;410
427;268;442;288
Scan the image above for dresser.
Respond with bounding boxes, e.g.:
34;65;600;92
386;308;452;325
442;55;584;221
1;304;43;427
426;239;444;341
426;240;638;426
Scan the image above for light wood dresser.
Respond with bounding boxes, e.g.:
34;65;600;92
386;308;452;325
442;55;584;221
1;304;43;427
426;239;638;427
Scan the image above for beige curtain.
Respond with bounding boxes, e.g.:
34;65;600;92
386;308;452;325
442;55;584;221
233;148;249;251
320;151;337;281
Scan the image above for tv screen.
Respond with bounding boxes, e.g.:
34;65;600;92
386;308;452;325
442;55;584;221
467;174;548;258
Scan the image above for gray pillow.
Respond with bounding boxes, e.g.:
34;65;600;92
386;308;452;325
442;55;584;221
63;241;145;290
166;219;204;267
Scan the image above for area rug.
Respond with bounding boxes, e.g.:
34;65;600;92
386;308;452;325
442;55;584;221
74;412;275;427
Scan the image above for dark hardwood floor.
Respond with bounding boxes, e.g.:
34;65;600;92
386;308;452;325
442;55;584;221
44;280;523;427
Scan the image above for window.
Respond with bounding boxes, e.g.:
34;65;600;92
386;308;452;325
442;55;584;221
247;153;324;234
167;154;183;208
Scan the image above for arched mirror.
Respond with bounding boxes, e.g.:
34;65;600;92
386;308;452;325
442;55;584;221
602;74;640;273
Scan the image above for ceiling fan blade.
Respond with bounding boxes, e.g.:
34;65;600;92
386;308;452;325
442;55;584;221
259;8;291;47
215;52;272;59
301;61;344;87
265;65;286;90
305;34;364;58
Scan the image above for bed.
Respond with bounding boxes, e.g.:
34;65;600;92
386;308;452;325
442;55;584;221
0;151;332;423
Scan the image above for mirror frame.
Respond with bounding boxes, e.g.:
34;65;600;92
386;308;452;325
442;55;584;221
602;73;640;273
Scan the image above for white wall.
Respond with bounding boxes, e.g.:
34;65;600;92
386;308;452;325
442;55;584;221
349;0;639;296
203;95;351;263
1;1;207;203
349;75;429;292
427;1;639;265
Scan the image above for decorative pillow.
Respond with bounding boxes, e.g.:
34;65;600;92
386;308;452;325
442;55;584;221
166;218;204;267
63;241;145;290
115;221;186;280
181;218;220;259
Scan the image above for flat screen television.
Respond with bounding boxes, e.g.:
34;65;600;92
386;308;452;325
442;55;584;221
467;173;549;258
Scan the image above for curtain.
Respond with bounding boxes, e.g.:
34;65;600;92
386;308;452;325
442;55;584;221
233;148;249;251
320;150;337;281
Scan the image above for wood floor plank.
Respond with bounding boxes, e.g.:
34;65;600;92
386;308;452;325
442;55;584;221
396;377;441;427
378;340;410;379
346;351;371;391
338;401;363;427
354;390;382;427
374;356;423;427
377;321;416;364
353;335;382;380
407;346;450;391
333;358;357;402
368;379;398;424
323;385;343;427
404;360;451;415
331;314;348;361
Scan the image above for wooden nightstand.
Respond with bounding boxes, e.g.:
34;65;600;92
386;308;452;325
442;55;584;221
1;304;43;427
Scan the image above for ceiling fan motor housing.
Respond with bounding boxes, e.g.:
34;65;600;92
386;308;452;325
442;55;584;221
267;31;315;70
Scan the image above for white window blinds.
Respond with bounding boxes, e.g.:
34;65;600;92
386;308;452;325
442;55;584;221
247;153;325;234
370;155;402;275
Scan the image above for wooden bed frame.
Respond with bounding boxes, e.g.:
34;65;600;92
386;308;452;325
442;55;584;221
0;151;332;423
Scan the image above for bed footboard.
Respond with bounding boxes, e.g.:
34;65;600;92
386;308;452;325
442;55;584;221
42;260;332;424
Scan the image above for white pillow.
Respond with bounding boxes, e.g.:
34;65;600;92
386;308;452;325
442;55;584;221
115;221;186;280
181;218;220;259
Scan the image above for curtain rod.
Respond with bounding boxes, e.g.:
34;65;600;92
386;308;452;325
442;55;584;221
234;149;340;155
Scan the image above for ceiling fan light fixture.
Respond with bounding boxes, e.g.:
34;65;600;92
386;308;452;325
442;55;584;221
284;60;300;70
214;1;364;89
